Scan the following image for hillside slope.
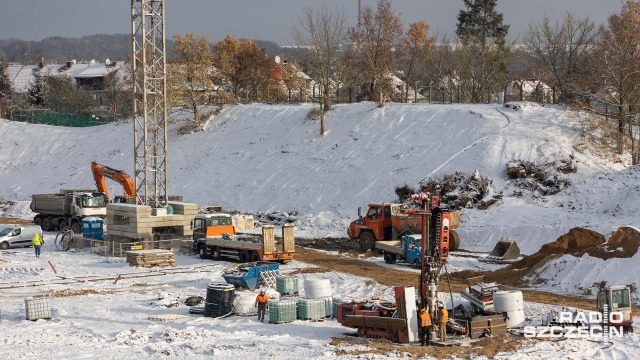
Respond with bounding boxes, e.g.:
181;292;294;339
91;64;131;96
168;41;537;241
0;102;637;254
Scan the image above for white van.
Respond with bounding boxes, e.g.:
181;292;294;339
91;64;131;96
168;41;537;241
0;225;43;249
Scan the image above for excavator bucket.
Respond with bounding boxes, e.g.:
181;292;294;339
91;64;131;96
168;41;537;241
487;238;520;260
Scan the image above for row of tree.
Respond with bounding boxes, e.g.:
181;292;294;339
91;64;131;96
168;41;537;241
1;0;638;163
290;0;640;163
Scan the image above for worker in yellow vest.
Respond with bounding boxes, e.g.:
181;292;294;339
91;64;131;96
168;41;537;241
437;303;448;341
32;232;44;258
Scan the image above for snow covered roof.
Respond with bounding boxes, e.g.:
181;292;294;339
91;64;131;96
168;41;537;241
7;61;127;93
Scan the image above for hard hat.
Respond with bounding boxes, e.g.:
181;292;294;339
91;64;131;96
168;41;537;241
420;308;426;312
438;304;444;308
260;290;265;294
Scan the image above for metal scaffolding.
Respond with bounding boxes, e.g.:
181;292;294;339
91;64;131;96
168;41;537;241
131;0;168;207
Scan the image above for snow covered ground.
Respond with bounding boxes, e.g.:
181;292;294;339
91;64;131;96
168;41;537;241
1;101;639;358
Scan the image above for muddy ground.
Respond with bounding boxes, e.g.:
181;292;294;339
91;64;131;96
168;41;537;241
293;244;639;358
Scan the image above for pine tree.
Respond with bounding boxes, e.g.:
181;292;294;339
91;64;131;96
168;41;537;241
455;0;510;102
0;64;12;97
456;0;509;47
28;69;47;107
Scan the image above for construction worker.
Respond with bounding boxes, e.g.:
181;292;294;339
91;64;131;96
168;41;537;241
32;231;44;258
419;308;432;346
437;303;448;342
254;290;269;322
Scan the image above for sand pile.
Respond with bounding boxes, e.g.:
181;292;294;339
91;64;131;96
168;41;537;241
452;227;605;286
507;227;604;270
584;226;640;259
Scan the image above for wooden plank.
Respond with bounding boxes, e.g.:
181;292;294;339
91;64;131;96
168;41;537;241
148;314;189;322
342;315;407;331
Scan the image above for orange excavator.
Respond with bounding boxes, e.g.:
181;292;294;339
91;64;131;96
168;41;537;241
91;162;138;204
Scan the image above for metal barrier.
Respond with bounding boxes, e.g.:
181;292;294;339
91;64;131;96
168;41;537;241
72;236;190;257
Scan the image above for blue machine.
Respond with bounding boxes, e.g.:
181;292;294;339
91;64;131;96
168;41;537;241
82;217;104;241
223;262;280;290
402;234;422;265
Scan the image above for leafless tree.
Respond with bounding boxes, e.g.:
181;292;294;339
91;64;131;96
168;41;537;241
523;12;599;104
347;0;403;107
591;1;640;161
293;6;346;111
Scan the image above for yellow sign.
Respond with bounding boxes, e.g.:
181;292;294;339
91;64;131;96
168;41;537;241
94;243;101;247
131;245;143;250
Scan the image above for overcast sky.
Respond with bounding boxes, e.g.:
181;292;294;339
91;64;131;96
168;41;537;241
0;0;623;45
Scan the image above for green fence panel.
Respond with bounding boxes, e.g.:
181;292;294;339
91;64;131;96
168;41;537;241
15;111;115;127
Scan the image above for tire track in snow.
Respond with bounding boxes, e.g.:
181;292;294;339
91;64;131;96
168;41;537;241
414;107;513;186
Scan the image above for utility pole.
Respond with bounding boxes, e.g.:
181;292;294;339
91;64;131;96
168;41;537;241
131;0;169;207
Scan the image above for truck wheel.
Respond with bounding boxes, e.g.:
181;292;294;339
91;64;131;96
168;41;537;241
58;218;66;230
71;221;81;234
34;217;43;228
450;230;460;251
199;245;209;259
413;259;420;269
250;251;260;262
42;218;52;232
239;250;249;262
212;247;220;260
384;254;392;264
359;232;376;250
0;241;9;250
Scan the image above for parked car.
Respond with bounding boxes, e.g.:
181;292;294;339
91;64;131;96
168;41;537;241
0;225;43;249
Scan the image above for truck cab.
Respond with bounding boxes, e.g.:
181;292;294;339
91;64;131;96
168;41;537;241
192;213;236;249
347;203;395;249
402;234;422;265
597;285;634;331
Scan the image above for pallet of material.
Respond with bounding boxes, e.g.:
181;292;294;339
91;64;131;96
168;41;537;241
469;314;508;339
126;249;176;267
148;314;189;322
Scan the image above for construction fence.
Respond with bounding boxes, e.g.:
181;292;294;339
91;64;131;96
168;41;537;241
13;111;115;127
69;236;192;258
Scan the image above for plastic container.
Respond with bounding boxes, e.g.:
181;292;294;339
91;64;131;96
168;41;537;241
297;298;325;320
233;295;257;316
25;296;51;321
332;298;343;319
319;296;333;318
269;298;298;323
303;278;332;298
493;290;525;327
276;276;299;296
204;283;235;317
82;217;103;241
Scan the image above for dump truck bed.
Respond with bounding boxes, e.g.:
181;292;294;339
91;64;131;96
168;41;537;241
375;240;404;255
30;194;70;216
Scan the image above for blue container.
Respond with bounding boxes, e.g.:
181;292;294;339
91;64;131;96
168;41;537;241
223;262;280;290
82;217;104;241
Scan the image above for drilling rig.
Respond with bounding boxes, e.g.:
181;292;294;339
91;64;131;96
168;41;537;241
337;186;453;343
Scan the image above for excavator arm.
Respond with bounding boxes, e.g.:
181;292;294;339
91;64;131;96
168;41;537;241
91;162;137;203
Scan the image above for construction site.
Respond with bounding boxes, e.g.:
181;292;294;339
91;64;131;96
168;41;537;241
1;2;639;359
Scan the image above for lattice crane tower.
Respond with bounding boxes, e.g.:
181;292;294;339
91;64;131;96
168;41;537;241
131;0;168;207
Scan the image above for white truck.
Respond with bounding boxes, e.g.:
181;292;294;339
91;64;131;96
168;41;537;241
30;190;107;233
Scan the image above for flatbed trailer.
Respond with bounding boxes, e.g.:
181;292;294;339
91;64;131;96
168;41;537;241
199;224;295;263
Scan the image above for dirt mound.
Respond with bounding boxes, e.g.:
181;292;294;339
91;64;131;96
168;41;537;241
607;226;640;251
508;227;604;270
583;226;640;259
449;228;605;287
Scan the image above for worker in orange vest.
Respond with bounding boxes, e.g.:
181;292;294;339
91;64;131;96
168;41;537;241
437;303;448;341
254;290;269;322
419;308;432;346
